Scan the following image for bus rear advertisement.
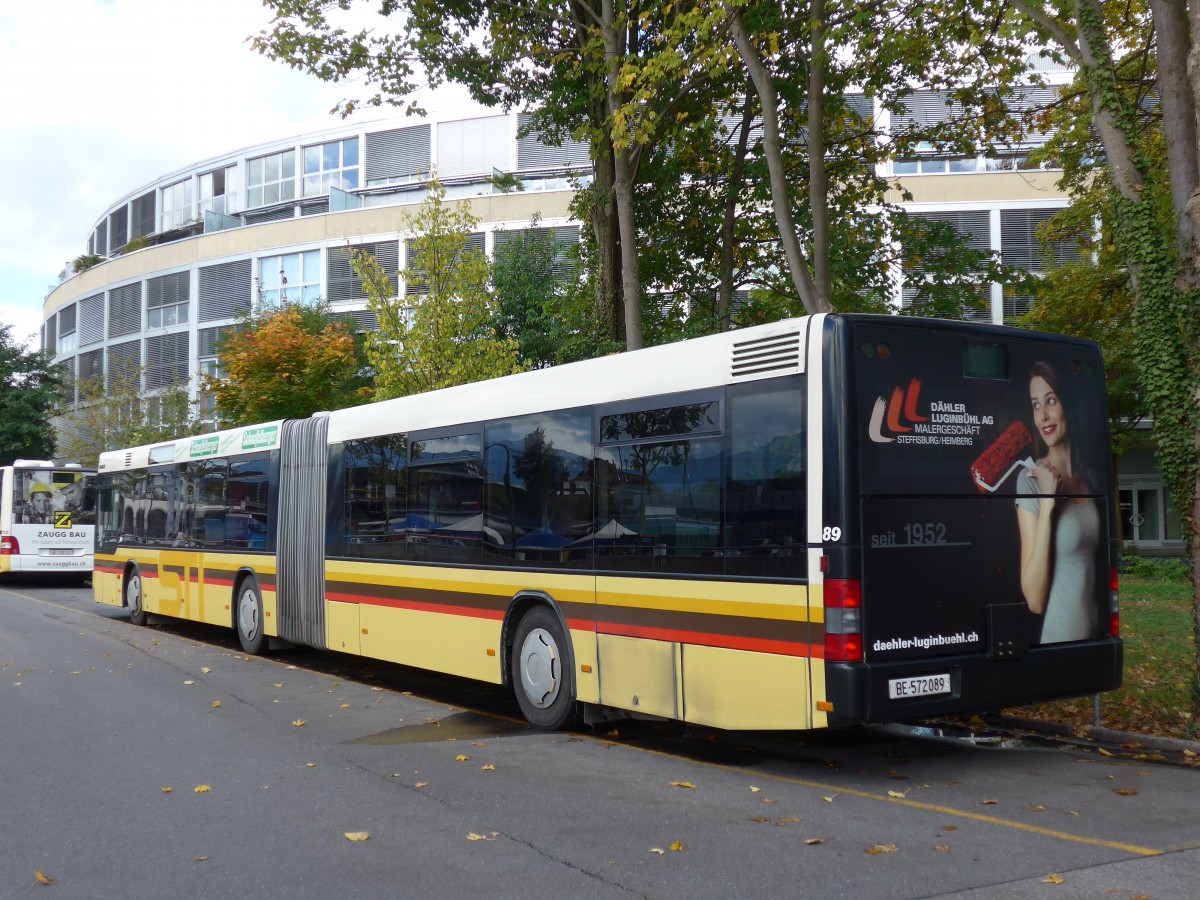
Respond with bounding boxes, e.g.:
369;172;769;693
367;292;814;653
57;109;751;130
1;460;96;578
92;314;1121;730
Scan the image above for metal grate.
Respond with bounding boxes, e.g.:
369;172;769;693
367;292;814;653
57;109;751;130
198;259;252;322
516;113;590;170
327;240;399;302
108;282;142;337
78;293;105;346
365;123;431;183
730;330;803;379
144;332;189;389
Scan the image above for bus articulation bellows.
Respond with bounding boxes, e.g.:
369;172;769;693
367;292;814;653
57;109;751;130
93;314;1122;730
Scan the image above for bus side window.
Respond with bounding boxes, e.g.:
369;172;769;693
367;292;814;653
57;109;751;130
725;377;806;580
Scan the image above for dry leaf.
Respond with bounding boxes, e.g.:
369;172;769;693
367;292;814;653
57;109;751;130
184;680;195;685
293;719;306;727
34;869;54;886
455;754;470;762
942;825;958;832
1027;805;1047;812
481;764;496;771
1097;748;1113;757
201;667;211;674
762;798;778;804
669;840;683;851
980;799;998;805
161;786;173;793
821;795;835;803
194;785;212;793
286;665;297;670
649;848;665;855
341;704;350;709
371;686;384;692
887;790;908;799
670;781;696;789
1113;788;1138;796
750;816;772;823
750;786;762;793
805;838;824;845
466;833;495;841
865;844;899;855
1043;874;1065;884
193;856;210;862
414;782;428;788
212;700;222;708
273;682;284;688
934;844;950;852
345;832;371;842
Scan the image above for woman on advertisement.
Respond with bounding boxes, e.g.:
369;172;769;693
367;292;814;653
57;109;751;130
1016;360;1101;643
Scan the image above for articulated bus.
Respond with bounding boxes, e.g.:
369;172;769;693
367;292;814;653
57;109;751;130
1;460;96;580
93;314;1121;730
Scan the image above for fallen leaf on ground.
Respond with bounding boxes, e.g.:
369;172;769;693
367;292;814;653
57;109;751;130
161;787;172;793
414;782;428;788
649;848;665;855
887;790;908;799
750;786;762;793
669;781;696;789
1113;788;1138;796
344;832;370;842
201;667;211;674
212;700;222;708
293;720;306;727
1043;874;1065;884
184;680;195;685
980;799;998;805
1097;748;1113;757
866;844;898;854
934;844;950;852
193;856;210;862
194;785;212;793
34;870;53;886
481;764;496;771
466;833;495;841
805;838;823;845
821;795;835;803
455;754;470;762
669;840;684;851
273;683;284;688
1027;805;1047;812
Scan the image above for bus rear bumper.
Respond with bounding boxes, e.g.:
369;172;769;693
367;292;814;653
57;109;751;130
822;639;1124;728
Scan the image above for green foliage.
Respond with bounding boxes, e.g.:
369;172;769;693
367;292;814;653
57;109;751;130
1120;555;1192;582
71;254;104;274
204;301;372;426
353;182;528;399
54;369;203;467
0;323;60;464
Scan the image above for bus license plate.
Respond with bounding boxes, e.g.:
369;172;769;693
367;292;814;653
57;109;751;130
888;674;951;700
45;549;77;556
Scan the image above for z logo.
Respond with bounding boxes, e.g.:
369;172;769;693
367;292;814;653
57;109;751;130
54;511;73;529
868;376;929;443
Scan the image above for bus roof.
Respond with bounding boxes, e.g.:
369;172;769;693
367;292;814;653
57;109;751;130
97;421;287;472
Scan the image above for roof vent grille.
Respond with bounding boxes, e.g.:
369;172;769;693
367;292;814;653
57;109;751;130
730;330;802;378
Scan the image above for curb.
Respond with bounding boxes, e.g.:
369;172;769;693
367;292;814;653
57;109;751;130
984;714;1200;757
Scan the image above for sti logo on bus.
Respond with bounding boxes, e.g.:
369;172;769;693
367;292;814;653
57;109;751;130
868;377;928;443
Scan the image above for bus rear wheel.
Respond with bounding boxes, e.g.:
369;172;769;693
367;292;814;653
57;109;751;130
126;569;147;627
236;577;267;655
511;606;575;730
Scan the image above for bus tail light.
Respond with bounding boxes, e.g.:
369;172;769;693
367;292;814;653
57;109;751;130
824;578;863;662
0;536;17;556
1109;566;1120;637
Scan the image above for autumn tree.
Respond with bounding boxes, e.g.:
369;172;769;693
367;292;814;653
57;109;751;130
203;302;372;427
351;183;527;399
0;323;60;464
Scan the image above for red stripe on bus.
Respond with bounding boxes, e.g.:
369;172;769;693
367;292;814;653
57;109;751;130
597;622;813;657
327;591;504;621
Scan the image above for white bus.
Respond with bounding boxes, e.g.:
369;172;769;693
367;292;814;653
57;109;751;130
94;314;1122;730
0;460;96;580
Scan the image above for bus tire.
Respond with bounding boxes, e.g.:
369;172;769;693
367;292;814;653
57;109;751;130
235;576;267;656
511;606;575;730
126;568;147;627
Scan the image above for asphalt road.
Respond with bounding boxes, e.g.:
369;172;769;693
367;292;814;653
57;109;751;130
2;578;1198;899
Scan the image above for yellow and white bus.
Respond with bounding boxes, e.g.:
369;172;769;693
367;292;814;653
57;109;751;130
1;460;96;580
93;314;1122;730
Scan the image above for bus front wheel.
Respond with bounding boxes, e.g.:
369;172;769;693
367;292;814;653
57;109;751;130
511;606;576;730
126;569;147;627
236;577;267;655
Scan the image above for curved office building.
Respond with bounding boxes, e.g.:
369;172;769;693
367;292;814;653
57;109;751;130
42;110;588;414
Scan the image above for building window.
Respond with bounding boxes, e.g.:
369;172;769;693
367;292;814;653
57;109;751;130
199;165;241;217
303;138;359;197
259;250;321;305
247;150;296;209
148;272;190;328
161;179;194;231
57;304;78;355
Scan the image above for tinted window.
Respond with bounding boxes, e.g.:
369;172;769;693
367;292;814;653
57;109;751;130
344;435;408;560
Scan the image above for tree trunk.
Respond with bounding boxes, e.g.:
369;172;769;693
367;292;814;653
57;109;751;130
602;0;644;350
589;139;622;343
808;0;832;309
729;6;830;315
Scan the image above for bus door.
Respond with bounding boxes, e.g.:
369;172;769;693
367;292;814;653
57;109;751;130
846;319;1118;723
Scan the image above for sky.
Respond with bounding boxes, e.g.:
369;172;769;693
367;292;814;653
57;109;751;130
0;0;482;350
